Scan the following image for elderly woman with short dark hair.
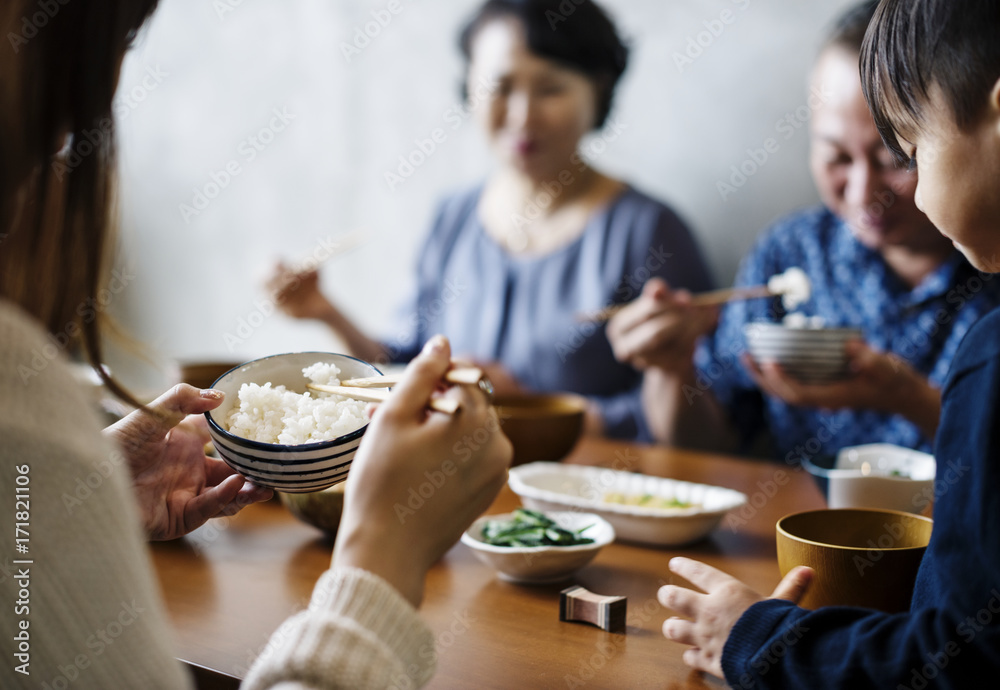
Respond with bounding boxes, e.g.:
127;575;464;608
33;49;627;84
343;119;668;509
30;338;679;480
271;0;714;441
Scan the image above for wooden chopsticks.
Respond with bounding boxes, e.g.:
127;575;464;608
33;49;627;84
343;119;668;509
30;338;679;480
688;285;774;307
306;367;485;415
306;383;461;415
340;367;484;388
575;285;775;323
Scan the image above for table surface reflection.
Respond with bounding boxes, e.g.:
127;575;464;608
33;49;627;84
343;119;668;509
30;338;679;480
150;438;825;689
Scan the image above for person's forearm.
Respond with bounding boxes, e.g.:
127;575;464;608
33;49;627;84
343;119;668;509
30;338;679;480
316;305;389;364
333;524;426;609
642;366;738;452
894;375;941;442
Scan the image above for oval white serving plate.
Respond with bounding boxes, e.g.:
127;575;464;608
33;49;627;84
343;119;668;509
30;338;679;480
507;463;748;546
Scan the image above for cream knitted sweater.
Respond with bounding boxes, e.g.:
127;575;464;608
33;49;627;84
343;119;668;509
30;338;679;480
0;301;435;689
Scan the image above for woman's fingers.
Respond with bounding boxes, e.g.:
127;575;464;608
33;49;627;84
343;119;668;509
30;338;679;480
176;473;246;537
382;336;452;421
203;456;239;486
109;385;225;458
147;384;225;432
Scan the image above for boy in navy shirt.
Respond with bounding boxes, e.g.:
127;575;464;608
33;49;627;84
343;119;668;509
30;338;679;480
657;1;1000;686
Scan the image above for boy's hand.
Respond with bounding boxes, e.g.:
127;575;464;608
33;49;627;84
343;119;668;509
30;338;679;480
659;557;813;679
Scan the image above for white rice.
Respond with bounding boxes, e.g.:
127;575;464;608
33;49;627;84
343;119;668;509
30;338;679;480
226;362;368;445
768;267;812;310
782;313;827;329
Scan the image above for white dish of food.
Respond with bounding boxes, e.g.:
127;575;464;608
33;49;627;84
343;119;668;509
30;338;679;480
461;510;614;584
507;462;748;546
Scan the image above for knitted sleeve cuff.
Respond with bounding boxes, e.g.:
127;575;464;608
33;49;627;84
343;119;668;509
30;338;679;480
242;567;435;690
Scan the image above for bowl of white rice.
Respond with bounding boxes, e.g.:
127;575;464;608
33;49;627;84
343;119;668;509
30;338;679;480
205;352;381;493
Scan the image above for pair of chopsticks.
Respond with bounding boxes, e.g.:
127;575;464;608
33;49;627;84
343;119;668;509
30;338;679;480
306;366;485;415
576;285;774;323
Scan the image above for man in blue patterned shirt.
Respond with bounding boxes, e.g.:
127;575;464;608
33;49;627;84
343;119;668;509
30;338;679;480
607;1;1000;464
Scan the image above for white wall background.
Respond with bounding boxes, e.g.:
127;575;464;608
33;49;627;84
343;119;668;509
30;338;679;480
110;0;859;390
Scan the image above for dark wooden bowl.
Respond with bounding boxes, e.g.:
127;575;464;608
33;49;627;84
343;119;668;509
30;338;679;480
493;393;587;466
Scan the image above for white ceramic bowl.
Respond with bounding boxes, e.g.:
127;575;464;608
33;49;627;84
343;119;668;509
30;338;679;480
507;463;747;546
461;511;614;584
804;443;936;513
743;322;863;383
205;352;380;493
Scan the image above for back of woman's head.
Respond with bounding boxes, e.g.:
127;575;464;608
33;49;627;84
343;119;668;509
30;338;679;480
459;0;629;128
0;0;158;401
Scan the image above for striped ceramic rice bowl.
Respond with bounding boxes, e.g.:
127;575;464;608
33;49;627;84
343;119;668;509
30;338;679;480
743;321;863;383
205;352;381;493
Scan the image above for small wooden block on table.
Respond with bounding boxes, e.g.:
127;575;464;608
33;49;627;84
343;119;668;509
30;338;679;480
560;586;627;633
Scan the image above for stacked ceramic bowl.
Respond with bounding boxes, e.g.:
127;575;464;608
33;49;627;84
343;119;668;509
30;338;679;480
743;322;863;383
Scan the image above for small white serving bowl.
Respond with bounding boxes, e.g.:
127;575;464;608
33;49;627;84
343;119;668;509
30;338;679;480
508;463;747;546
461;511;615;584
204;352;380;493
743;321;863;383
803;443;936;513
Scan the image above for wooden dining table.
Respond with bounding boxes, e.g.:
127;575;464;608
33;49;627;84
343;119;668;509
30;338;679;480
150;437;826;689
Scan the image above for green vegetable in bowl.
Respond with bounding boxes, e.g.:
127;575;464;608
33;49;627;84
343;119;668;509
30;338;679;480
480;509;595;548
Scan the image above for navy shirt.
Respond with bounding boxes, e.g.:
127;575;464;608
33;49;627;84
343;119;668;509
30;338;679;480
380;184;714;440
696;206;1000;462
721;305;1000;688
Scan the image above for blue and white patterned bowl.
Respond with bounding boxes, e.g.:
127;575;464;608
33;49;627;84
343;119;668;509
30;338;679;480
204;352;380;493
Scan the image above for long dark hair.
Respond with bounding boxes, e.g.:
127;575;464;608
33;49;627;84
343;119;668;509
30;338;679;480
1;0;159;404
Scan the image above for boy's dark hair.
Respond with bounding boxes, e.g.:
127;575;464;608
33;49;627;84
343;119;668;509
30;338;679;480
823;1;879;55
860;0;1000;161
458;0;629;129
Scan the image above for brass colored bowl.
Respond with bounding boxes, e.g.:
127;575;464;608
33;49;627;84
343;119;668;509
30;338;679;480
776;508;932;613
179;361;245;390
492;393;587;466
279;483;347;536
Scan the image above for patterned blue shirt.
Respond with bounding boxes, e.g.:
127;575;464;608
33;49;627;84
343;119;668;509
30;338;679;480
382;184;714;440
695;206;1000;463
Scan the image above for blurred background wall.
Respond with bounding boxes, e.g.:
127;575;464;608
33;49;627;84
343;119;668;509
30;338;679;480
110;0;859;391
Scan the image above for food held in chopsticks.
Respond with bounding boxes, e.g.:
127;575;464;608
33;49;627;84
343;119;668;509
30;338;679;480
576;266;813;322
767;266;812;310
687;266;813;309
